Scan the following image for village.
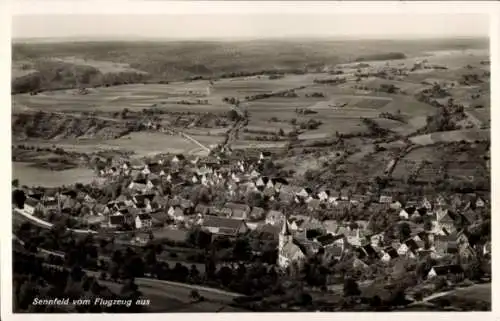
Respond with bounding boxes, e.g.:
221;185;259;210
14;141;491;293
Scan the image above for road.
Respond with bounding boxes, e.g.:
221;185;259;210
409;282;491;306
14;207;98;234
13;234;244;311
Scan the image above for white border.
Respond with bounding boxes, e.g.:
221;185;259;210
3;1;500;321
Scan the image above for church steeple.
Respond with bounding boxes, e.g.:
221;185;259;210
280;218;292;236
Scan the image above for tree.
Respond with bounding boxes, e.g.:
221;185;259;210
343;278;361;297
190;289;201;301
227;109;240;121
398;222;412;241
217;266;234;286
120;108;129;119
189;264;200;281
12;189;26;209
233;237;251;261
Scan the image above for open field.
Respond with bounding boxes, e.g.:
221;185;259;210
13;161;97;187
13;82;230;113
104;132;209;156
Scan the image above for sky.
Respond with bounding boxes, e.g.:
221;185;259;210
12;14;489;40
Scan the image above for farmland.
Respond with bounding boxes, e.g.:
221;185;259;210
11;38;490;185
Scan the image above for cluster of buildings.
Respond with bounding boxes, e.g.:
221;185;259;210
17;149;490;280
276;192;489;273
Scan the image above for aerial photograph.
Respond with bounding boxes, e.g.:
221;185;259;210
10;12;491;313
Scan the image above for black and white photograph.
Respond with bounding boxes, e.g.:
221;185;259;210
6;1;495;315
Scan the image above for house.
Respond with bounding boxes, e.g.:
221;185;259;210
142;165;151;176
263;186;277;199
259;151;272;161
399;209;409;220
316;190;329;202
360;244;379;260
227;181;238;195
427;265;464;279
250;207;265;221
390;201;403;210
271;177;288;187
180;199;195;211
323;220;339;235
435;195;447;208
83;214;106;227
370;233;384;248
379;195;393;204
437;209;457;235
278;220;306;269
329;191;340;203
23;197;42;215
128;180;147;193
135;213;153;229
225;202;251;220
255;176;269;188
133;194;154;211
296;187;313;199
340;189;350;201
249;169;260;179
461;208;479;225
220;207;233;217
266;210;285;226
323;243;344;262
483;241;491;256
381;246;399;262
316;233;346;248
307;198;322;211
194;204;211;216
412;234;426;249
230;172;241;183
172;154;186;163
108;214;126;228
168;206;185;222
449;194;463;210
336;226;361;246
433;234;458;256
351;194;368;205
420;197;433;211
201;216;249;237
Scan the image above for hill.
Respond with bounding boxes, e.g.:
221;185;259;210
11;38;488;93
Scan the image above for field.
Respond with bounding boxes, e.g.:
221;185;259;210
13;162;97;187
103;132;209;156
11;39;491;179
13;82;229;113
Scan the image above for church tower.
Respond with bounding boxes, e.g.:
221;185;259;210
278;219;293;267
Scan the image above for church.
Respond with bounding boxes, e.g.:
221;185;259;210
277;219;307;268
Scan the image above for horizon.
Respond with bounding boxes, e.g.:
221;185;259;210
12;14;489;41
